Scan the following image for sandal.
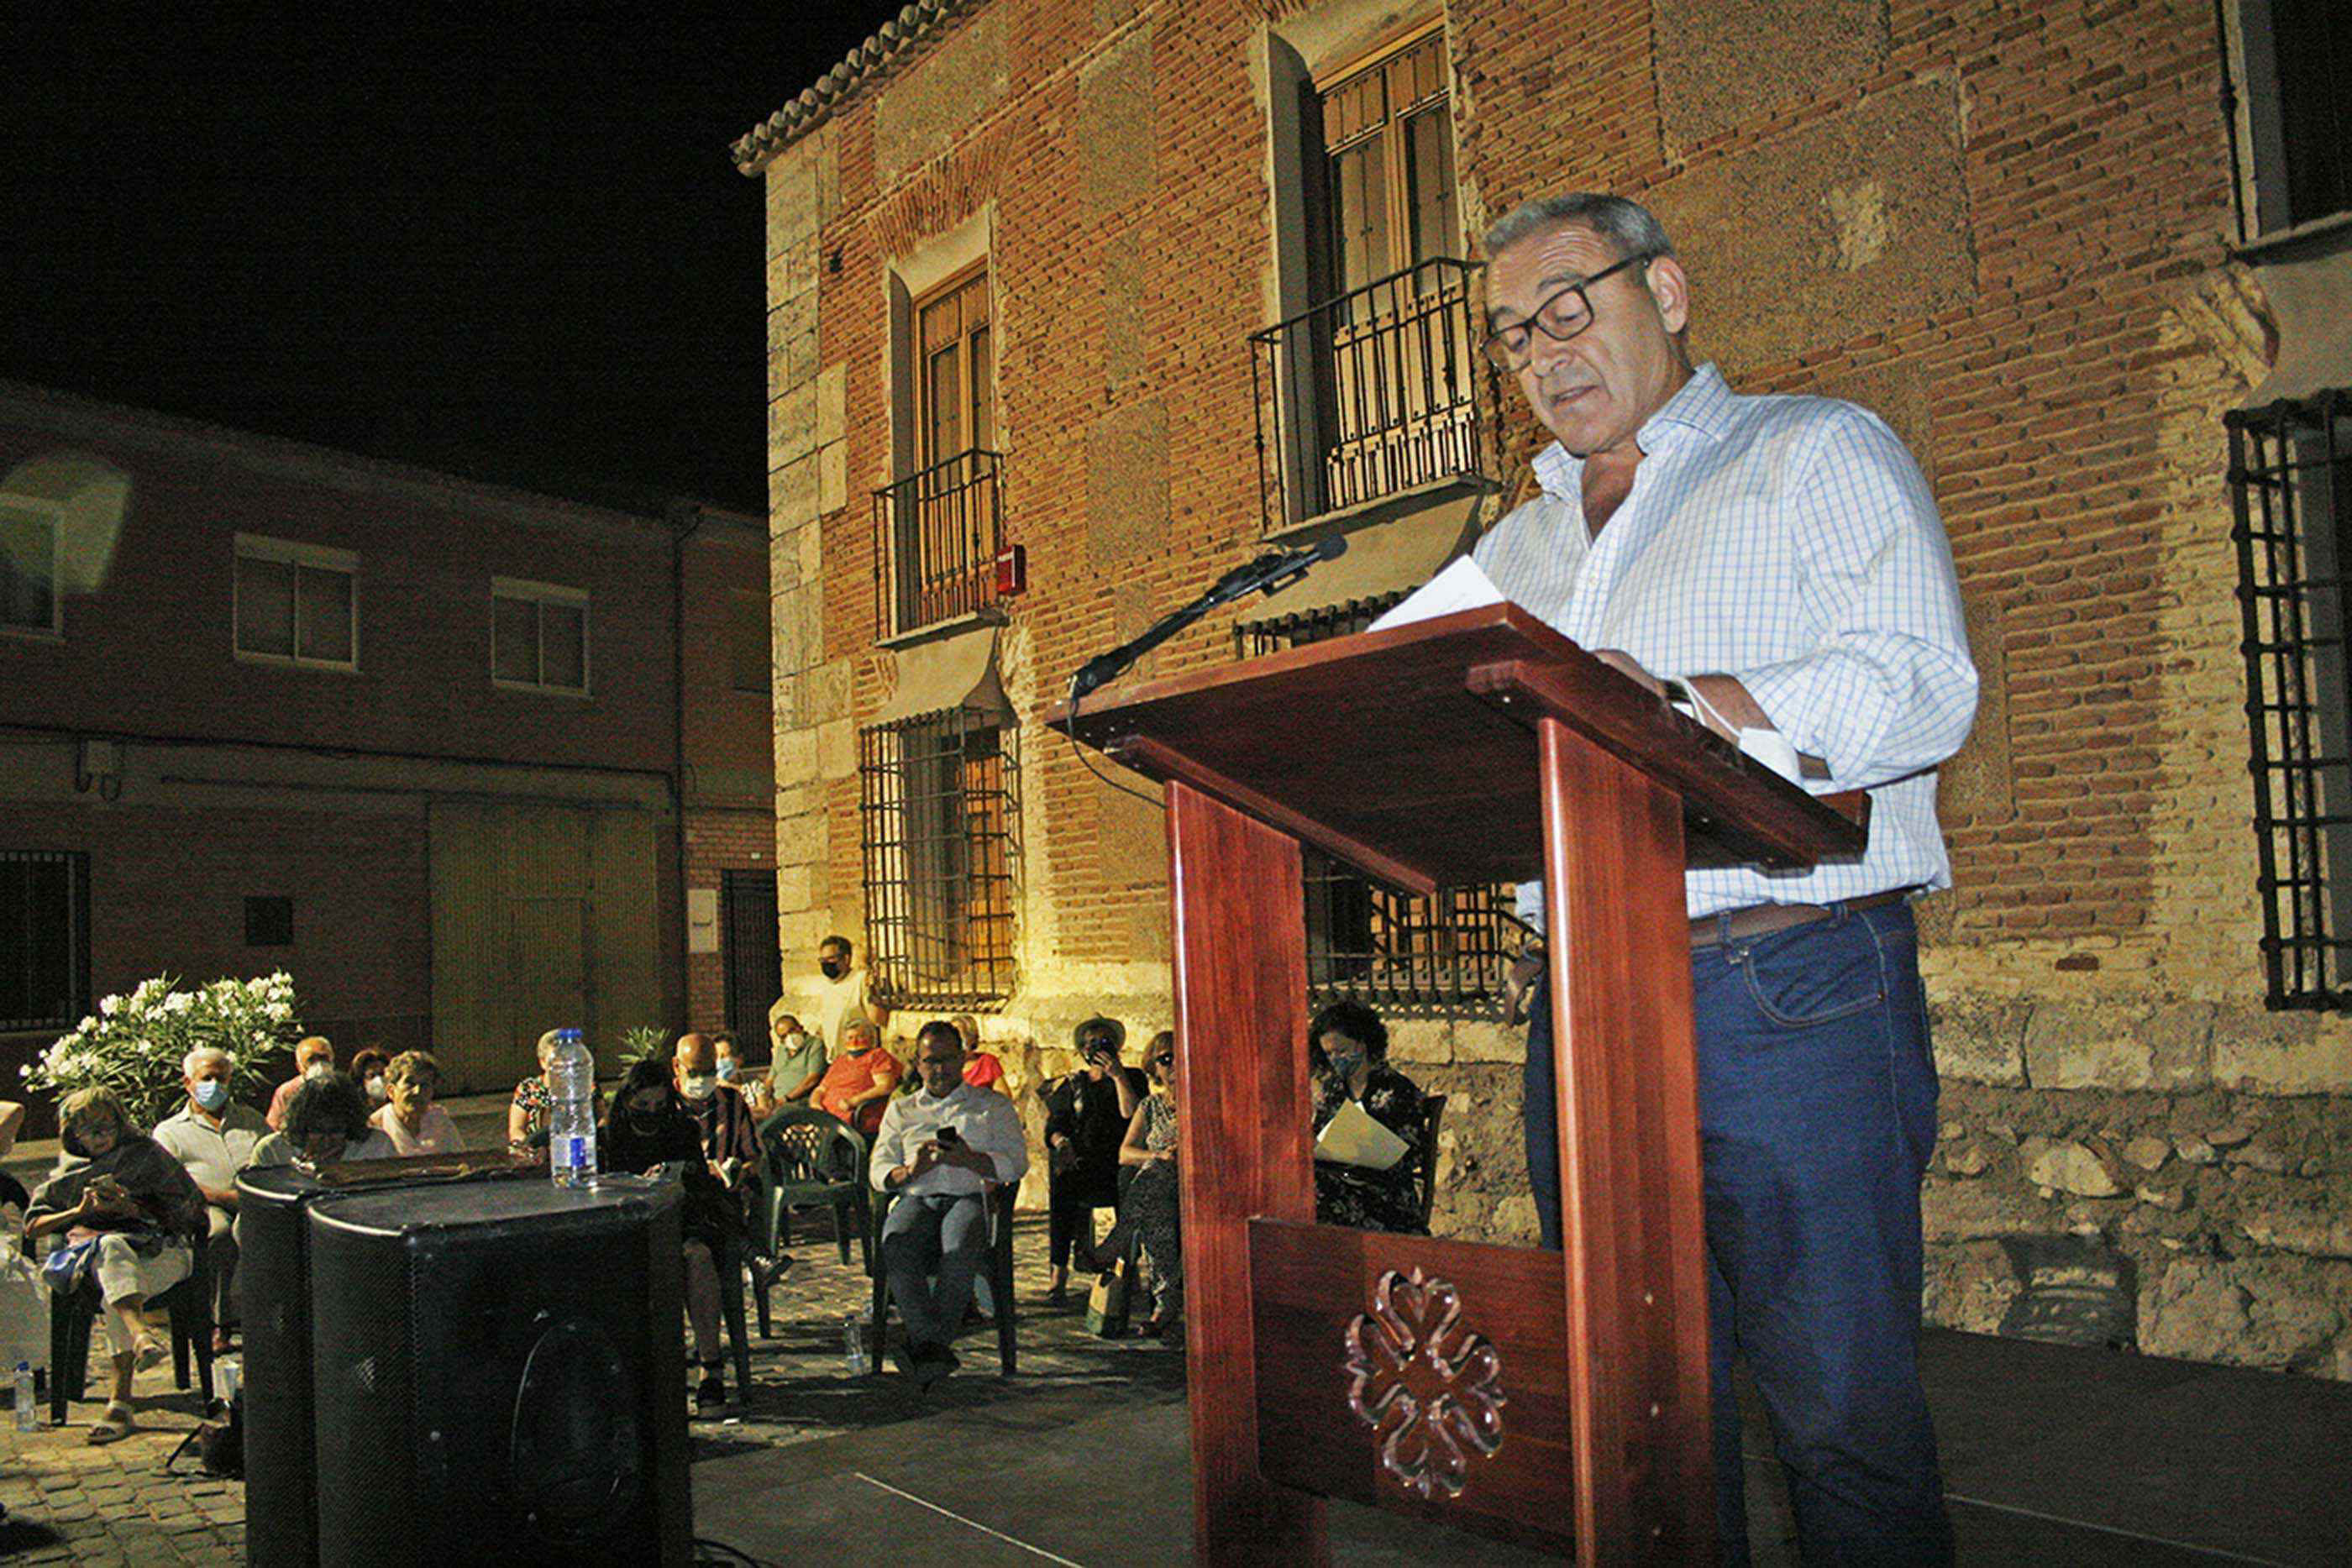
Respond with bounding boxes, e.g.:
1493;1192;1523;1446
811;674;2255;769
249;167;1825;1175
86;1402;134;1445
130;1336;169;1374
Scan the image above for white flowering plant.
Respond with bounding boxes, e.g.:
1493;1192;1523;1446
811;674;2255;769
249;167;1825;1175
21;970;302;1130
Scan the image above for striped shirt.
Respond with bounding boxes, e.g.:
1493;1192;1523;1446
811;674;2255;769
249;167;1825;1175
1472;362;1977;925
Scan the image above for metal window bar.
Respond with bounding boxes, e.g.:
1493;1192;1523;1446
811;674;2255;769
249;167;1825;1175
1239;594;1520;1017
871;448;1005;638
2;850;91;1032
2229;387;2352;1008
1251;257;1489;534
858;708;1020;1009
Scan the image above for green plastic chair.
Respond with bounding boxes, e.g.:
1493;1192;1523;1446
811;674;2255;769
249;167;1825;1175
756;1109;874;1272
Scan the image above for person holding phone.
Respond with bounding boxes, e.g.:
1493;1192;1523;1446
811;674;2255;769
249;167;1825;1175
1042;1016;1145;1301
869;1020;1029;1386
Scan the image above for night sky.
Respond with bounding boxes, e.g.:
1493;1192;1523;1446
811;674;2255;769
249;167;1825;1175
3;5;904;515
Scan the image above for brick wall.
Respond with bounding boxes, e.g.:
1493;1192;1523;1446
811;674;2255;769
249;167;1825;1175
756;0;2350;1368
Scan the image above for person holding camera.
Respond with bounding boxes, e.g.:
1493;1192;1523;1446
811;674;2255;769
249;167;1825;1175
869;1020;1028;1387
1041;1015;1144;1303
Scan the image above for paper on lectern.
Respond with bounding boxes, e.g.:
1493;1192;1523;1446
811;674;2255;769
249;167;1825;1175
1365;554;1504;632
1313;1097;1411;1172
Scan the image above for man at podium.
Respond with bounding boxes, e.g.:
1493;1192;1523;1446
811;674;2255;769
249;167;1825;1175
1475;193;1977;1566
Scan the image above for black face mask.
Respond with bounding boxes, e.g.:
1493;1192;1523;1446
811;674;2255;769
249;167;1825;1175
819;957;846;980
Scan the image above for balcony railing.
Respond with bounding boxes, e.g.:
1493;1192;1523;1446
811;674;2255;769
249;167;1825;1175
1251;257;1488;533
872;448;1004;639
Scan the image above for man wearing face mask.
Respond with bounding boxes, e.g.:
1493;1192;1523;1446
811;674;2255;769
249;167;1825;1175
811;934;886;1054
151;1046;268;1352
763;1007;828;1108
672;1032;761;1192
264;1036;335;1130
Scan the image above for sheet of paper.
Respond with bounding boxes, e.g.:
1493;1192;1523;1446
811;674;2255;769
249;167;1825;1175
1314;1096;1411;1172
1365;554;1504;632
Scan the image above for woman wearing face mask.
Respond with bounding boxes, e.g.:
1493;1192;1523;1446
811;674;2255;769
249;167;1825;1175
711;1033;775;1120
369;1051;465;1156
1307;1000;1431;1236
601;1057;737;1411
349;1048;391;1111
25;1087;208;1443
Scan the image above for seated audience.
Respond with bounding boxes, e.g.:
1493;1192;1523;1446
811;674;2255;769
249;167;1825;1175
1114;1031;1184;1336
24;1087;207;1444
765;1008;828;1109
1308;1000;1431;1236
675;1032;760;1187
370;1051;465;1156
245;1071;398;1170
601;1057;738;1410
953;1013;1006;1094
150;1047;267;1352
1042;1015;1144;1301
265;1036;336;1129
350;1047;392;1111
813;1018;901;1139
869;1021;1029;1385
0;1099;24;1159
712;1032;776;1120
509;1030;562;1149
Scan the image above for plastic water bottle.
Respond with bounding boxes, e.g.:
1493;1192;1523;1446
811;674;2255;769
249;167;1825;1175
547;1027;596;1188
843;1314;870;1377
13;1361;34;1431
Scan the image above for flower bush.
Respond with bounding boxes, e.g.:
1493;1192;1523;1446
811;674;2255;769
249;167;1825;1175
22;971;302;1130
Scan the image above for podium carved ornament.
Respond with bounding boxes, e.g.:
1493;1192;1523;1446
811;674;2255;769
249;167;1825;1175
1343;1266;1506;1500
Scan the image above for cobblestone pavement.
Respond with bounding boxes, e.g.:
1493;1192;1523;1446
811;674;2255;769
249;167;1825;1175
0;1209;1182;1564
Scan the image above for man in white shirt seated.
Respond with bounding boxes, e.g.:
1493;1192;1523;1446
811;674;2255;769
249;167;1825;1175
150;1047;269;1352
869;1020;1029;1387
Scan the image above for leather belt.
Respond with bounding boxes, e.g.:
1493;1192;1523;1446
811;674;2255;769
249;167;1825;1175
1688;887;1918;952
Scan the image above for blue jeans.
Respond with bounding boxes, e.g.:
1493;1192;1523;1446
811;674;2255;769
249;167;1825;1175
1524;900;1953;1565
880;1193;989;1350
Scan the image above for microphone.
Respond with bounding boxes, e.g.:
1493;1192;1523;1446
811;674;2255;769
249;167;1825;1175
1069;534;1350;700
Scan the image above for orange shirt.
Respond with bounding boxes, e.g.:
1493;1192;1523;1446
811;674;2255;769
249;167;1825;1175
815;1046;903;1138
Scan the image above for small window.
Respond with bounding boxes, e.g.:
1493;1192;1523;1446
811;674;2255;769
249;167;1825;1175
0;496;61;636
875;265;1005;638
2;851;90;1033
859;709;1019;1008
244;895;294;947
730;589;771;695
491;577;591;695
235;535;359;669
2232;0;2352;240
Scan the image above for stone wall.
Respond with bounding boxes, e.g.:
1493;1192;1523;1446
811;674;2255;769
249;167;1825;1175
748;0;2352;1377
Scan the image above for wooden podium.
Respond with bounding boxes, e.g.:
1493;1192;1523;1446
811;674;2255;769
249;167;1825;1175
1047;604;1867;1565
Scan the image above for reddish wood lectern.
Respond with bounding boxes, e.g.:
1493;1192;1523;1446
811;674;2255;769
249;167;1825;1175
1047;605;1867;1565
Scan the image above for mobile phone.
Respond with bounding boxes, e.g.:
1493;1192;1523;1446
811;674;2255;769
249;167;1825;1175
935;1125;962;1146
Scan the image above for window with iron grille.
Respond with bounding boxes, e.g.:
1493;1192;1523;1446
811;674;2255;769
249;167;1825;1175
859;708;1019;1009
2229;388;2352;1008
1240;590;1519;1017
3;850;91;1033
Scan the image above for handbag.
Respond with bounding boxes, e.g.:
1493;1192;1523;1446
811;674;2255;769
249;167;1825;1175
1084;1253;1133;1339
40;1236;100;1295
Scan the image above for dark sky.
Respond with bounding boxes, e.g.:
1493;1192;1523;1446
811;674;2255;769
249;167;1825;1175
3;5;903;515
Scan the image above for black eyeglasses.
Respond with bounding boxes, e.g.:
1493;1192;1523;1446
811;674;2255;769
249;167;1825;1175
1480;252;1654;371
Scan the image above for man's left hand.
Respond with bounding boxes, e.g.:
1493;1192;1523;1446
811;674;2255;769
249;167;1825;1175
1593;648;1666;699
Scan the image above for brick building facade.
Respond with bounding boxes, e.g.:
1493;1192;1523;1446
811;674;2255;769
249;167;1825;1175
738;0;2352;1371
0;381;775;1128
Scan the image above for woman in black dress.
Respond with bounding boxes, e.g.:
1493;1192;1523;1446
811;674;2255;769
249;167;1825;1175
1308;1000;1431;1235
601;1057;738;1410
1042;1015;1145;1302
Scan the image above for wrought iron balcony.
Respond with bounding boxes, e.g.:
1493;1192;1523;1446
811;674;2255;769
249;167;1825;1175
871;448;1005;639
1251;257;1490;534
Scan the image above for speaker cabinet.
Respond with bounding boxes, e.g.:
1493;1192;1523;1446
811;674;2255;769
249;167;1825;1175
235;1164;326;1568
307;1177;691;1568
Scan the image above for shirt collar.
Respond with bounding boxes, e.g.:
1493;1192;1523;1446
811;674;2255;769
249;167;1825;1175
1529;362;1733;501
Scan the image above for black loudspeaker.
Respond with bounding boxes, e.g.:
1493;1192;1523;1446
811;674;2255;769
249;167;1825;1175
306;1177;691;1568
235;1163;325;1568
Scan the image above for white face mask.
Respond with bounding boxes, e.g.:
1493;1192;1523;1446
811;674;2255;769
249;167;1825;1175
716;1058;739;1082
303;1062;330;1081
365;1075;386;1100
781;1032;806;1053
680;1073;718;1102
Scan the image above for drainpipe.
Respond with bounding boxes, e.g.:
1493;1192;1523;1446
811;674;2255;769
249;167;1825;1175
667;500;704;1036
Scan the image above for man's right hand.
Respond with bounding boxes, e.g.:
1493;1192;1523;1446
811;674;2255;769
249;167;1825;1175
1504;951;1543;1027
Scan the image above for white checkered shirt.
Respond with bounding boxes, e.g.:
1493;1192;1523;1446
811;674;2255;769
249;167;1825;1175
1472;363;1977;925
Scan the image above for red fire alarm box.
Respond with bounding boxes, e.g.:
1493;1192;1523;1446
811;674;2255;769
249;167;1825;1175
995;543;1027;598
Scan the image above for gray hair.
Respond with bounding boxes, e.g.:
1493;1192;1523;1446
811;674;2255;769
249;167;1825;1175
183;1046;234;1079
1484;192;1675;265
840;1017;879;1047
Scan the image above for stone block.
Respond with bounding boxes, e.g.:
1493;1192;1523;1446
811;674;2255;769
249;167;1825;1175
2021;1136;2124;1198
1386;1020;1451;1067
1079;28;1155;217
765;149;818;254
1646;81;1973;379
2140;1258;2251;1362
1920;1175;2052;1243
774;450;819;529
770;380;817;469
817;716;856;781
774;861;814;915
2023;1003;2159;1091
1928;995;2026;1084
2213;1009;2352;1092
2124;1134;2172;1172
774;724;819;786
819;439;848;516
804;657;853;726
1654;0;1888;153
874;8;1009;176
816;361;848;448
1085;399;1170;565
767;239;818;314
1450;1020;1523;1065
